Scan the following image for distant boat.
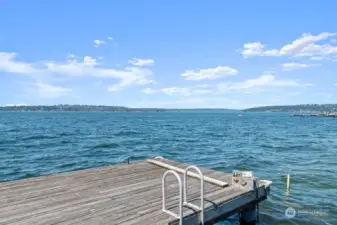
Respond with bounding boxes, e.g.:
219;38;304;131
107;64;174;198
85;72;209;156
238;114;243;117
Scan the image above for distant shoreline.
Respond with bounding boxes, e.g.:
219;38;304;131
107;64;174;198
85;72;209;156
0;105;238;112
243;104;337;113
2;103;337;113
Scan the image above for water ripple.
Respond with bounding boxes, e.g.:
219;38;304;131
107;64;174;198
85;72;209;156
0;112;336;224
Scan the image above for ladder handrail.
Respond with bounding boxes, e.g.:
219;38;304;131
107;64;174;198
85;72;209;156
183;165;204;225
162;170;183;225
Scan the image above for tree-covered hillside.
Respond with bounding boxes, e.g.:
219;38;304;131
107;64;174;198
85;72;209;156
0;105;160;112
0;105;236;112
243;104;337;112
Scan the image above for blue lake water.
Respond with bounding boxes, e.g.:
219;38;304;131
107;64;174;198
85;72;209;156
0;112;336;224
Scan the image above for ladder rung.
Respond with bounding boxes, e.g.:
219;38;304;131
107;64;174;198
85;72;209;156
163;209;180;219
183;202;202;211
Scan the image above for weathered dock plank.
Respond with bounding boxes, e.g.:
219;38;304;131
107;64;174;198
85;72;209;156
0;158;271;225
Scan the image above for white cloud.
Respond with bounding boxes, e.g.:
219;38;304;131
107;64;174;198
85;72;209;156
309;56;326;61
281;62;313;71
136;98;205;107
133;96;248;108
241;42;270;58
0;52;36;73
241;42;265;57
280;32;335;55
218;74;306;92
263;49;281;56
5;103;28;107
181;66;238;81
34;82;72;98
67;53;77;59
196;84;211;88
231;100;241;104
297;43;337;57
241;42;282;58
108;37;113;41
128;58;155;66
141;88;157;94
237;75;302;89
192;89;214;94
161;87;191;96
229;75;276;90
93;40;106;48
1;52;155;92
83;56;98;66
241;32;337;58
288;91;302;96
44;57;155;90
141;86;214;96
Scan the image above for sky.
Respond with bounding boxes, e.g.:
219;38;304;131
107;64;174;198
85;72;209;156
1;1;337;109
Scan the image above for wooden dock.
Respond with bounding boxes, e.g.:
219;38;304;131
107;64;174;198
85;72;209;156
0;158;272;225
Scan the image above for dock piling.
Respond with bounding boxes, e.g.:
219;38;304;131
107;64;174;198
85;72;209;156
286;174;290;190
240;205;257;225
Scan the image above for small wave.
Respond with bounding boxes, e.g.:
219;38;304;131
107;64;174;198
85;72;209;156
18;173;38;180
61;140;72;144
58;132;71;137
7;128;20;132
22;143;40;148
92;142;119;149
57;162;77;169
174;138;198;143
114;131;141;136
260;144;274;148
22;135;57;141
205;132;225;138
127;155;146;161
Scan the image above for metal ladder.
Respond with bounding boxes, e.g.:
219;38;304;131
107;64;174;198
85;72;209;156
183;165;204;225
162;170;183;225
160;156;204;225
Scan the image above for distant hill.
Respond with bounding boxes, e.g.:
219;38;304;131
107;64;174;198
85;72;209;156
4;104;337;113
0;105;237;112
243;104;337;113
0;105;162;112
